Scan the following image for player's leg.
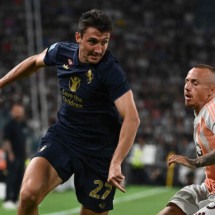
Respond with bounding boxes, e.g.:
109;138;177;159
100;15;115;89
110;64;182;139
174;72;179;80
80;207;108;215
74;155;115;215
18;157;62;215
157;184;209;215
157;203;186;215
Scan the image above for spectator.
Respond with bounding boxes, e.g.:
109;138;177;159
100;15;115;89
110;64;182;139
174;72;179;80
2;103;28;209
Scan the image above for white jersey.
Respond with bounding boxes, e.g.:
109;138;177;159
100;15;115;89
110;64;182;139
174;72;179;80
194;98;215;193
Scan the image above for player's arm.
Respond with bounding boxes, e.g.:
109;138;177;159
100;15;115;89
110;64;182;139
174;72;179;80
0;49;47;88
168;149;215;169
191;149;215;168
108;90;140;192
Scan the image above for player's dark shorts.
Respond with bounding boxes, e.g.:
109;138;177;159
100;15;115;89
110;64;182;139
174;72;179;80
32;126;116;213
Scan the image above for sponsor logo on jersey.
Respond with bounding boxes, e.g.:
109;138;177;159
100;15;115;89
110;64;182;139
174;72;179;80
63;59;73;70
63;64;69;69
69;76;81;92
39;145;47;152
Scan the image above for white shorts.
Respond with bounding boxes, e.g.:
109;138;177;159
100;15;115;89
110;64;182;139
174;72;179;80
168;183;215;215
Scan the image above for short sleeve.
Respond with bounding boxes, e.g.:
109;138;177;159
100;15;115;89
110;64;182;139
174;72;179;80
103;61;130;101
205;107;215;134
44;42;60;66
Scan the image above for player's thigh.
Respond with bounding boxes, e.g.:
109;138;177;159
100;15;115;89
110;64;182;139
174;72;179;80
21;157;62;198
74;155;115;213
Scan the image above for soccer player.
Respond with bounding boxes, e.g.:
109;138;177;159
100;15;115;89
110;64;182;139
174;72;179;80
157;64;215;215
0;9;140;215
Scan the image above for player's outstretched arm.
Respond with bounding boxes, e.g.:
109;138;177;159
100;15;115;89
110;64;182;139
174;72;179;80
168;149;215;169
0;49;47;89
168;154;196;169
193;149;215;168
108;90;140;192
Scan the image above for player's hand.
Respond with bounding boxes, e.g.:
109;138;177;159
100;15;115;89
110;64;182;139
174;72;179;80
107;165;126;193
108;174;125;193
168;154;196;169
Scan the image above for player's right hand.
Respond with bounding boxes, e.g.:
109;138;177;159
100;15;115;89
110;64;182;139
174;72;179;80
108;174;126;193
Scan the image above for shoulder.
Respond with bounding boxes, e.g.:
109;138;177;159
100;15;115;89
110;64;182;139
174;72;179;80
48;41;78;55
202;99;215;127
97;50;121;72
101;50;118;65
45;41;78;65
4;119;13;129
58;41;78;52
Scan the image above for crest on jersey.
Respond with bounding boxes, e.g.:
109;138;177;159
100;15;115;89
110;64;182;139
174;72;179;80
69;76;81;92
86;69;94;84
98;203;106;209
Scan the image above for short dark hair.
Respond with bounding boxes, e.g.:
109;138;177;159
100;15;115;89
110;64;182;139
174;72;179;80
78;9;113;37
194;64;215;73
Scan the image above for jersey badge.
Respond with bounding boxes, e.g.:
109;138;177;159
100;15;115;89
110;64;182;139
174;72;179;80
98;203;106;209
86;69;94;84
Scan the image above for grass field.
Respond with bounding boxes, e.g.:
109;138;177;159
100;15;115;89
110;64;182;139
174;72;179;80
0;185;180;215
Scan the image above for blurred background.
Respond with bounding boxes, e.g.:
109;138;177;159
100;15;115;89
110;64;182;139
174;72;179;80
0;0;215;200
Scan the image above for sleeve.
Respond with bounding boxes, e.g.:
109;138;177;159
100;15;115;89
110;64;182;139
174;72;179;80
43;42;60;66
205;107;215;134
210;120;215;134
103;60;130;102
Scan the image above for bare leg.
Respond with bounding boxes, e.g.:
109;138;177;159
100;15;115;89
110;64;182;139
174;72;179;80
157;203;186;215
17;157;62;215
80;207;109;215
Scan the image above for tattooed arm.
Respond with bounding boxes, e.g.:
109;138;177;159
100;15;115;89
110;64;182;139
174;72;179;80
193;149;215;167
168;149;215;169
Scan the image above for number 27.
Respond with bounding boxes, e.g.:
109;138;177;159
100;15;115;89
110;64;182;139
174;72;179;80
89;180;113;200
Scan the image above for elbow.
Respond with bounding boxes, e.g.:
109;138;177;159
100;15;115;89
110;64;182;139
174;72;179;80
132;114;140;130
136;115;141;128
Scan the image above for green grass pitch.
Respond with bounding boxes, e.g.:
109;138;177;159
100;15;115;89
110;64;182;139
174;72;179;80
0;185;180;215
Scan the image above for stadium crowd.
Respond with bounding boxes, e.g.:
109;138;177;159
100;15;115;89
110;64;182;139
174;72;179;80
1;0;215;186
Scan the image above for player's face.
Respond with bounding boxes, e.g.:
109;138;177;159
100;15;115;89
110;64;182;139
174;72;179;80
184;68;214;114
76;27;110;64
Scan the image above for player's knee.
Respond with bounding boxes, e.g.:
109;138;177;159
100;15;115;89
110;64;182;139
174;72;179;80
19;185;40;207
157;204;186;215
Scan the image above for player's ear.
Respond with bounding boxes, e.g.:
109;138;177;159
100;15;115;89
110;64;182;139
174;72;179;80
75;32;81;44
209;86;215;97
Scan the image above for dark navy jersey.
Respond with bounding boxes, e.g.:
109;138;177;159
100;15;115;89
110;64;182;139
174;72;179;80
43;42;130;157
